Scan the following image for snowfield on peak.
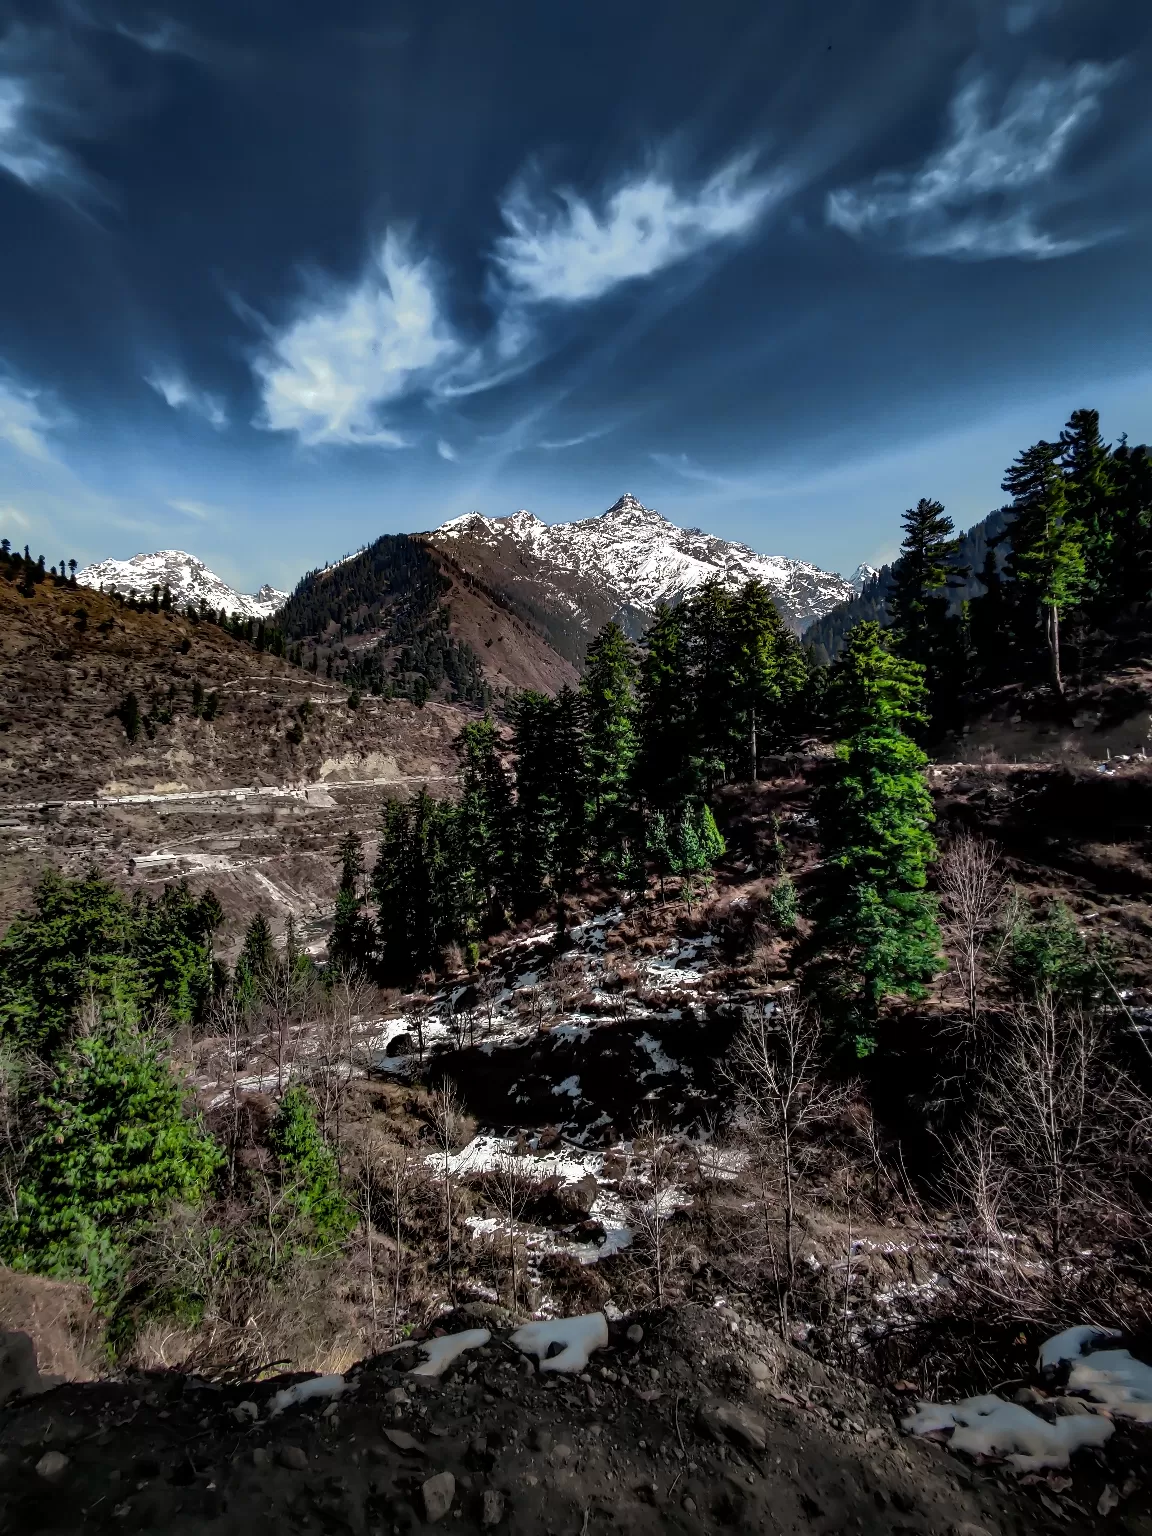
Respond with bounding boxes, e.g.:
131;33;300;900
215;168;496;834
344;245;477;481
433;493;852;631
75;551;287;620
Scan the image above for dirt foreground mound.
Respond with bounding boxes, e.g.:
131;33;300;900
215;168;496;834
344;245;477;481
0;1304;1099;1535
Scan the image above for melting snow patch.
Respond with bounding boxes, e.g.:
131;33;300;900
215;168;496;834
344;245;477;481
1038;1324;1123;1372
1068;1350;1152;1420
552;1075;582;1098
903;1395;1113;1470
510;1313;609;1374
408;1329;491;1378
268;1374;346;1416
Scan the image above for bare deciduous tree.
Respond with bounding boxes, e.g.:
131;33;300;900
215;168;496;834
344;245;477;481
429;1081;467;1303
722;993;849;1336
627;1119;681;1306
486;1152;537;1309
938;832;1007;1029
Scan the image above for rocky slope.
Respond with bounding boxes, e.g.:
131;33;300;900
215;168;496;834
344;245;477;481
429;495;854;654
0;574;471;948
0;1304;1097;1536
75;552;286;621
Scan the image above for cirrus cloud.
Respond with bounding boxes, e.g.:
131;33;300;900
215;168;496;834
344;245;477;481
146;368;228;428
491;155;782;305
826;62;1122;260
253;231;459;447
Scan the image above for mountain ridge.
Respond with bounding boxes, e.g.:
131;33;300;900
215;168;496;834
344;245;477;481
430;493;853;637
75;550;287;621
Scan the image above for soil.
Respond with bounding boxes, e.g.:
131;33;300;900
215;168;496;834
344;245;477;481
0;1304;1113;1536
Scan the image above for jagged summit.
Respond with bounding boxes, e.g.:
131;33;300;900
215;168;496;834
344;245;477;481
75;550;287;621
432;494;853;633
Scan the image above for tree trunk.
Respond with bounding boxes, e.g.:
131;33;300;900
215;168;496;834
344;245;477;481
750;706;758;783
1048;604;1064;698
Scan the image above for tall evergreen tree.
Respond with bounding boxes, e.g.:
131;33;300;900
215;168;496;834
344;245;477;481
683;580;735;789
886;498;964;725
814;623;942;1049
633;604;696;810
372;791;462;980
329;831;372;972
580;623;638;869
1003;441;1084;697
728;578;807;773
456;717;514;929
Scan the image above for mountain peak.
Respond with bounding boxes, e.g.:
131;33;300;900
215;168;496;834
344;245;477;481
602;493;654;519
75;550;286;620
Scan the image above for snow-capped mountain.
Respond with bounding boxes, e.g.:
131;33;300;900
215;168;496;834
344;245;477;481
75;551;286;620
432;493;853;634
847;562;880;595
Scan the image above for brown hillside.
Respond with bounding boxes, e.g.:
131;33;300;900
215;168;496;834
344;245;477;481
0;576;473;946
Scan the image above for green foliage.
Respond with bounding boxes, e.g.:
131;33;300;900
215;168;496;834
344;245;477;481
329;832;374;973
815;628;943;1038
373;790;471;980
456;717;515;926
0;872;220;1054
581;623;638;869
0;1025;222;1300
768;873;799;932
269;1086;355;1251
886;498;965;726
1002;900;1112;1005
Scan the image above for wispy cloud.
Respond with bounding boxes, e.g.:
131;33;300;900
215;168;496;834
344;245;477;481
0;372;60;462
492;156;780;306
538;426;616;450
649;450;738;489
167;498;215;520
0;502;31;529
1005;1;1061;35
826;63;1121;260
147;369;228;429
0;71;90;203
253;231;459;447
436;439;458;461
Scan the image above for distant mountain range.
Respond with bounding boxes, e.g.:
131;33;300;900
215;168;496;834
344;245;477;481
77;500;863;687
428;494;854;658
75;552;287;621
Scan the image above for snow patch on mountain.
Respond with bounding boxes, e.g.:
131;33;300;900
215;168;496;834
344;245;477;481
75;551;287;620
847;563;879;595
434;494;852;630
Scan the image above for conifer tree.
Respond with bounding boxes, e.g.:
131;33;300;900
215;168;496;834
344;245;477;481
329;831;372;972
238;912;275;981
269;1085;355;1251
508;691;558;914
728;578;807;773
886;498;963;723
0;1025;222;1298
683;580;735;788
548;686;588;896
580;624;638;870
815;623;942;1049
456;717;514;928
1003;441;1084;697
633;604;695;809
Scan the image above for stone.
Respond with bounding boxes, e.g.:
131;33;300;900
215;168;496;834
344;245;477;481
384;1429;425;1454
529;1427;552;1452
552;1444;573;1464
0;1333;59;1407
748;1359;770;1383
683;1496;697;1514
950;1525;992;1536
232;1400;259;1424
626;1324;644;1345
1013;1386;1045;1406
277;1444;308;1470
421;1471;455;1522
35;1450;69;1481
251;1447;270;1467
384;1387;410;1406
697;1399;768;1454
481;1488;505;1527
1052;1396;1094;1416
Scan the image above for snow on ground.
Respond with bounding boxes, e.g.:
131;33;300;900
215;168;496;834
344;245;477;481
903;1394;1112;1471
510;1313;609;1374
408;1329;491;1378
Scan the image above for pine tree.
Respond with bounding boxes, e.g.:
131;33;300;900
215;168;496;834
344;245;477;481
581;623;638;869
269;1085;355;1251
886;498;963;725
456;717;514;928
0;1025;222;1299
548;686;588;897
329;831;372;972
814;623;942;1049
1058;408;1112;611
508;692;558;915
633;604;695;809
238;912;275;980
683;580;735;788
728;579;807;773
1003;440;1084;697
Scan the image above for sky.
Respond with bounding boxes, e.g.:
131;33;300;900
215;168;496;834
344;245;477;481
1;0;1151;595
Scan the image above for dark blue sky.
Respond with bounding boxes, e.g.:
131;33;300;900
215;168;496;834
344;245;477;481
1;0;1150;593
